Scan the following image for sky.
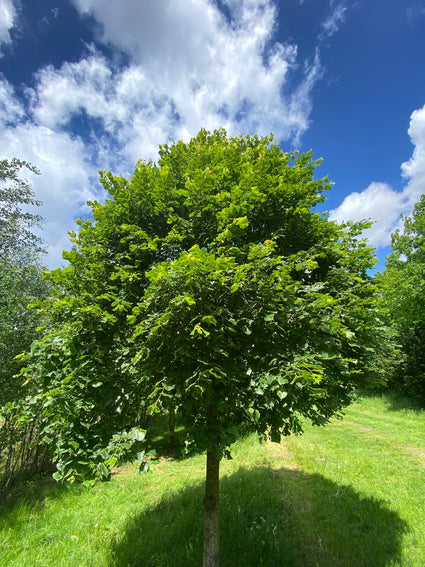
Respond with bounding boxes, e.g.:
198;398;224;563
1;0;425;270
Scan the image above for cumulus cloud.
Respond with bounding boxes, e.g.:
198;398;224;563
329;182;404;247
0;77;25;123
0;0;17;52
66;0;318;142
27;55;176;170
329;104;425;248
0;80;104;266
2;0;323;266
0;121;104;265
401;104;425;205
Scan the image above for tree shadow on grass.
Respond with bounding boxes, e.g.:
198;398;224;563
383;393;425;413
358;390;425;413
110;465;407;567
0;473;80;529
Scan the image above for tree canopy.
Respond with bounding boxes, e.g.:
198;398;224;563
381;194;425;401
383;194;425;326
17;129;384;565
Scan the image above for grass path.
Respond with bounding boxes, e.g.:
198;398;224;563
1;394;424;566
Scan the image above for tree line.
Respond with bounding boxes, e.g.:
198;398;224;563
0;131;424;567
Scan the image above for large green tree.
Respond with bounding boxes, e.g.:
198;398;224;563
381;194;425;402
20;130;383;566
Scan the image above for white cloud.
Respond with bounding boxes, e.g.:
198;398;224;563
0;119;104;267
68;0;318;142
30;56;114;129
0;77;25;123
329;182;404;247
320;1;347;41
0;0;17;52
2;0;322;267
329;104;425;248
24;1;321;193
401;104;425;206
27;54;179;173
26;0;321;166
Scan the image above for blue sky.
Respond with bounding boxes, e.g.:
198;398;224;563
1;0;425;269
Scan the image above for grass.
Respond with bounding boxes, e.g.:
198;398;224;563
0;393;424;566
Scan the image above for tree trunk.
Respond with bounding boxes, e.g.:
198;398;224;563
202;448;220;567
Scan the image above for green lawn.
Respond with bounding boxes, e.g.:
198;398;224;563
1;394;424;566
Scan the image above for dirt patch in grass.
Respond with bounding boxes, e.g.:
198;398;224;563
111;462;138;478
400;445;425;466
337;420;382;439
265;440;298;471
340;420;375;432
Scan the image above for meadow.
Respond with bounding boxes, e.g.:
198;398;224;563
1;393;424;567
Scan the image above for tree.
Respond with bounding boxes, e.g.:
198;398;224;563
19;130;383;565
0;158;48;406
0;252;49;406
0;159;50;486
381;194;425;402
0;158;44;261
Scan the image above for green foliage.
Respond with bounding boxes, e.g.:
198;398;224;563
0;158;44;261
0;253;49;406
13;302;147;483
18;129;383;482
52;426;146;485
0;158;50;486
384;194;425;325
381;194;425;402
0;159;48;406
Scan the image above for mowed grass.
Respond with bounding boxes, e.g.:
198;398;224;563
1;394;424;566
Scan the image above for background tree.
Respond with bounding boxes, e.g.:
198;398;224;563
381;194;425;403
0;158;50;486
0;158;44;261
0;252;49;406
18;130;384;566
0;158;48;406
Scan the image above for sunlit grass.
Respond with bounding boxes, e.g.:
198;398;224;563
1;394;424;566
283;393;425;566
